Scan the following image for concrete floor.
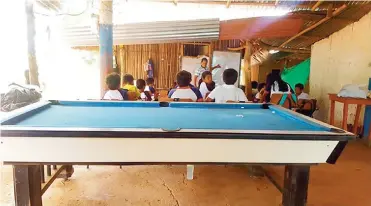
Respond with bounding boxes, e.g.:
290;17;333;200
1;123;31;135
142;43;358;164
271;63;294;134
1;141;370;206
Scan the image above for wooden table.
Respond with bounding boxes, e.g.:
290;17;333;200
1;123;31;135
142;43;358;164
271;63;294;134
328;94;371;142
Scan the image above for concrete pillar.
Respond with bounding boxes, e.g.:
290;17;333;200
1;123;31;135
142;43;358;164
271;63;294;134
25;0;39;86
99;0;113;96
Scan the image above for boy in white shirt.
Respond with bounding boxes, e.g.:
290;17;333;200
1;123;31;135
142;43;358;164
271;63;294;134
295;83;310;100
102;73;127;100
171;71;199;102
206;69;248;103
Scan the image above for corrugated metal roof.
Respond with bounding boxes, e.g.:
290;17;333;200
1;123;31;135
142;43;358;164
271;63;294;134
260;4;371;51
62;18;219;46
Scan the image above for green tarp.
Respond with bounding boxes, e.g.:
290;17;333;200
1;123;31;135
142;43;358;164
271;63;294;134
281;58;311;90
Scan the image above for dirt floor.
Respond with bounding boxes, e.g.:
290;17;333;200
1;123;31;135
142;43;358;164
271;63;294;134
1;141;371;206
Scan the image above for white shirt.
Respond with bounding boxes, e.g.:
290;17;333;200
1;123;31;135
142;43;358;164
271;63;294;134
270;81;292;96
199;82;210;99
103;90;123;100
208;84;248;103
170;89;198;102
255;92;261;100
297;92;310;100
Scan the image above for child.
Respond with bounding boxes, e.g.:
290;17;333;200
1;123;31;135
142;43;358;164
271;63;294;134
168;71;203;101
145;77;157;100
199;71;215;99
169;71;201;102
254;83;266;103
206;68;247;103
103;73;128;100
295;83;310;100
123;74;140;99
193;58;220;87
136;79;152;101
145;78;156;94
251;81;259;97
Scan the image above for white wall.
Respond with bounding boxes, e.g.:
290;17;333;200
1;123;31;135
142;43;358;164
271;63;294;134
310;11;371;126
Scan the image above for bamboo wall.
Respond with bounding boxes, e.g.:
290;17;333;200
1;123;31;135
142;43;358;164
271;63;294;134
116;43;181;89
115;40;241;89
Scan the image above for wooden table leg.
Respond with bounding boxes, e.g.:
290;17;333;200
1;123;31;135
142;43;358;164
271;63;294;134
282;165;310;206
46;165;51;176
330;100;335;125
40;165;45;183
13;165;43;206
13;166;30;206
353;104;362;135
342;103;349;130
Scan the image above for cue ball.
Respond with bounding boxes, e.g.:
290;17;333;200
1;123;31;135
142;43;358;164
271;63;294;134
272;111;276;114
236;114;244;117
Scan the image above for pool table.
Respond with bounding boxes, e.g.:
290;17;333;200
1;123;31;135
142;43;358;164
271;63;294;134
1;100;354;206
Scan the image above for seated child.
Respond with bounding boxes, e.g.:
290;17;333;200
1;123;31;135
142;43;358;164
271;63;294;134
122;74;140;99
145;78;156;100
251;81;259;97
136;79;152;101
206;69;248;103
103;73;128;100
295;83;310;100
168;71;203;101
254;83;266;103
199;71;215;99
169;71;201;102
145;78;156;94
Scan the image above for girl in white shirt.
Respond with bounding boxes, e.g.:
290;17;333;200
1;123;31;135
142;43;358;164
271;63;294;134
199;71;215;99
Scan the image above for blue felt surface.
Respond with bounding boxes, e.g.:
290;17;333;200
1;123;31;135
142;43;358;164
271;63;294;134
7;101;329;131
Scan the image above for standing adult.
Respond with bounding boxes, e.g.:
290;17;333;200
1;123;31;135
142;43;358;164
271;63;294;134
193;58;220;87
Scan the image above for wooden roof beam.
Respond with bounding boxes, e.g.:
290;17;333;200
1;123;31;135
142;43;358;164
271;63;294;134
311;0;324;11
279;4;347;48
259;41;311;54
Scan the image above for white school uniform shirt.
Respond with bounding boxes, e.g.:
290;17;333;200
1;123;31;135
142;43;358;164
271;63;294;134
297;92;310;100
103;90;123;100
199;82;210;99
270;81;292;96
208;84;248;103
170;88;198;102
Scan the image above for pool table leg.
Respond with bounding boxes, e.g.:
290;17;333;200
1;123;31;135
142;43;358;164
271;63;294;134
13;165;43;206
282;165;310;206
46;165;52;176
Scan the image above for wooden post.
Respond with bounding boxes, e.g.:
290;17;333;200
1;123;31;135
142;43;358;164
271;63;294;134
282;165;310;206
25;0;40;86
244;41;252;100
353;104;362;134
330;100;335;125
208;44;212;69
99;0;113;96
342;103;349;130
13;165;43;206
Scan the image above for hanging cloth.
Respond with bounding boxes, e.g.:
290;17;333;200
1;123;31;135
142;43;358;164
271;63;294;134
145;58;154;78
